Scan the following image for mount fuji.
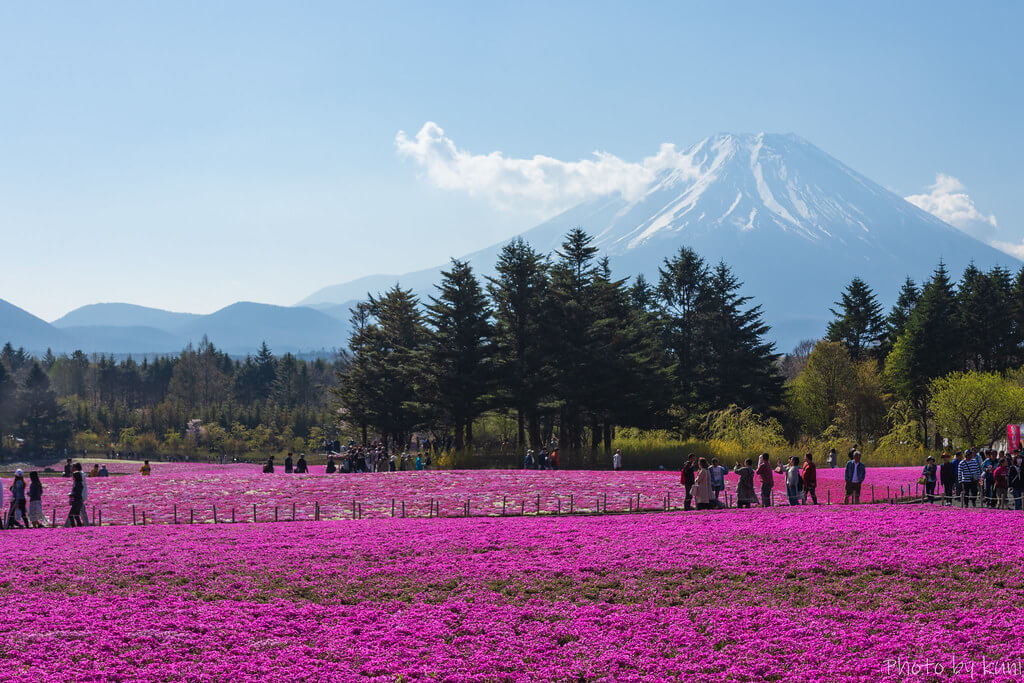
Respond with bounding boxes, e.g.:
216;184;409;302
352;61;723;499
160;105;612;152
302;133;1019;350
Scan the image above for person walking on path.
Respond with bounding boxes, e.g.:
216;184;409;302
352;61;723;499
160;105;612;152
958;453;982;507
755;453;773;507
939;453;957;506
6;470;28;528
681;454;698;511
800;453;818;504
776;456;802;506
693;458;713;510
922;456;938;503
844;452;866;504
27;472;45;528
709;458;727;505
733;458;757;508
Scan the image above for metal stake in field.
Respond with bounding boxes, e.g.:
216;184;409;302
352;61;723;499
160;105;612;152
173;505;178;524
213;505;218;524
132;505;137;526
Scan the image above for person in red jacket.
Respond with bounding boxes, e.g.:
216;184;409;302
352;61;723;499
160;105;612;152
994;457;1010;509
800;453;818;504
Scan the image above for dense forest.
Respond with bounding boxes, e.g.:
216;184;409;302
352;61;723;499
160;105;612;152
3;227;1024;463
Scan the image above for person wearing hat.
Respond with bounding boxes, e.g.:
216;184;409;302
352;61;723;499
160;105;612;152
921;455;938;503
6;470;28;529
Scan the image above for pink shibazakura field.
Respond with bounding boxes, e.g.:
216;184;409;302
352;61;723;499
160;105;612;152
0;503;1022;682
40;463;926;525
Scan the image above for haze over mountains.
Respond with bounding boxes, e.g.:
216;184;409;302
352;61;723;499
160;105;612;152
2;133;1018;355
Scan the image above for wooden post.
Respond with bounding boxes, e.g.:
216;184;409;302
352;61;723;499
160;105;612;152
502;496;507;516
827;489;831;505
231;508;235;523
252;504;256;523
274;507;278;523
142;511;146;526
98;509;102;526
536;494;540;515
637;493;641;511
213;505;217;524
315;502;320;521
557;496;561;515
391;498;396;517
569;494;574;514
887;486;890;499
521;500;525;516
292;502;296;521
603;492;607;512
358;503;362;519
174;505;178;524
429;499;433;519
52;508;57;528
401;501;406;518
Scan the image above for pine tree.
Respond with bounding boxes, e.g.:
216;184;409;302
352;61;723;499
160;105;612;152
17;362;71;452
423;259;494;449
700;262;783;412
655;246;710;412
486;238;551;448
0;363;14;452
826;276;885;361
548;228;601;450
882;277;920;357
884;262;962;446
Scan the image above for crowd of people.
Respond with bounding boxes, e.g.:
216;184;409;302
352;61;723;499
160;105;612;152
676;448;868;510
925;448;1024;509
262;446;435;475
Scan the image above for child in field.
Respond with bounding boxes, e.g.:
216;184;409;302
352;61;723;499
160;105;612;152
140;460;151;476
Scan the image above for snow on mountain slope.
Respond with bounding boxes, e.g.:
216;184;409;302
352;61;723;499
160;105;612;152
306;132;1019;350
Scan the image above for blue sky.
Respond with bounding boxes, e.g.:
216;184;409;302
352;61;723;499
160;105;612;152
1;1;1021;319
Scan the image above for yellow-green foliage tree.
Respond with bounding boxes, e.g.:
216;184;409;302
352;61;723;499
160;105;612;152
929;371;1024;447
787;341;886;443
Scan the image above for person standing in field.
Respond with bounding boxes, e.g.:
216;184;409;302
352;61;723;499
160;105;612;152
800;453;818;504
939;453;957;506
681;454;698;511
844;451;866;504
139;460;151;475
549;449;559;470
921;456;937;503
1010;454;1024;510
958;452;981;507
775;456;802;506
755;453;773;507
27;472;45;528
295;454;308;474
709;458;727;505
693;458;712;510
612;449;623;472
67;471;85;527
284;453;294;474
827;448;838;468
994;457;1010;509
72;463;90;526
6;470;28;529
733;458;757;508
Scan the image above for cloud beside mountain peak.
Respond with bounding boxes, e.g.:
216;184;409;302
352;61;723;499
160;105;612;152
395;121;695;215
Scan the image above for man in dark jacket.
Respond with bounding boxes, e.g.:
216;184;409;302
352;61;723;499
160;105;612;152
681;454;698;511
939;453;957;506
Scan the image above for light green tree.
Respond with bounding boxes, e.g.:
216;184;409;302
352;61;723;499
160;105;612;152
929;371;1024;447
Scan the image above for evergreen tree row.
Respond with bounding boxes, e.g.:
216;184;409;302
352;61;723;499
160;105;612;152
336;228;783;452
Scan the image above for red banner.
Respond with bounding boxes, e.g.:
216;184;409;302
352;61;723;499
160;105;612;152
1008;424;1021;452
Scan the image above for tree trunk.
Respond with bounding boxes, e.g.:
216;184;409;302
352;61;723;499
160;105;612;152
603;422;613;454
454;422;465;451
517;410;526;450
528;413;542;450
590;420;600;451
465;420;473;448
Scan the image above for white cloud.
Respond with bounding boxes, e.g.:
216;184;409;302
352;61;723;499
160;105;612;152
395;121;696;215
905;173;998;242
